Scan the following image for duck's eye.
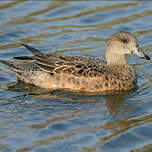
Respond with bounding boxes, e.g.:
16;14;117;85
120;38;129;44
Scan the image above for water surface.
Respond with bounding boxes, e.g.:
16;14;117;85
0;1;152;152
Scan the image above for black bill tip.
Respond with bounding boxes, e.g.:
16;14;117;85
145;54;150;60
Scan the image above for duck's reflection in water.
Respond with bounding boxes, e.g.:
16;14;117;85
6;81;146;152
6;80;136;107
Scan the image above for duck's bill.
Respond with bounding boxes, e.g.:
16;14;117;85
133;48;150;60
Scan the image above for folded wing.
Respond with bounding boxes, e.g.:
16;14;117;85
20;44;108;77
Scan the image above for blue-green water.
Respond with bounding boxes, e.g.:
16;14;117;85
0;1;152;152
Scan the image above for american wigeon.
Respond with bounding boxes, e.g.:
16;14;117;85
0;31;150;92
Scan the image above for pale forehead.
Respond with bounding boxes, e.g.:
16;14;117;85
111;31;137;41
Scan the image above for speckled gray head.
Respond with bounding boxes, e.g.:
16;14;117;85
106;31;150;61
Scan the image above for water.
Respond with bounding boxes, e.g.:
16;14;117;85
0;1;152;152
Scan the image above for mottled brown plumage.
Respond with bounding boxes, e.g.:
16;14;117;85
0;31;150;92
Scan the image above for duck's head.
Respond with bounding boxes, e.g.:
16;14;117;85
106;31;150;64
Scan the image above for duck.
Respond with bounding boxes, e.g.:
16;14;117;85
0;31;150;92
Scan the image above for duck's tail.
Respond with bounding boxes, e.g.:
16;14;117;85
0;59;34;73
0;60;18;71
0;59;40;83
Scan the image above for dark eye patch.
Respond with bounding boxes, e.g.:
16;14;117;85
119;38;129;44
